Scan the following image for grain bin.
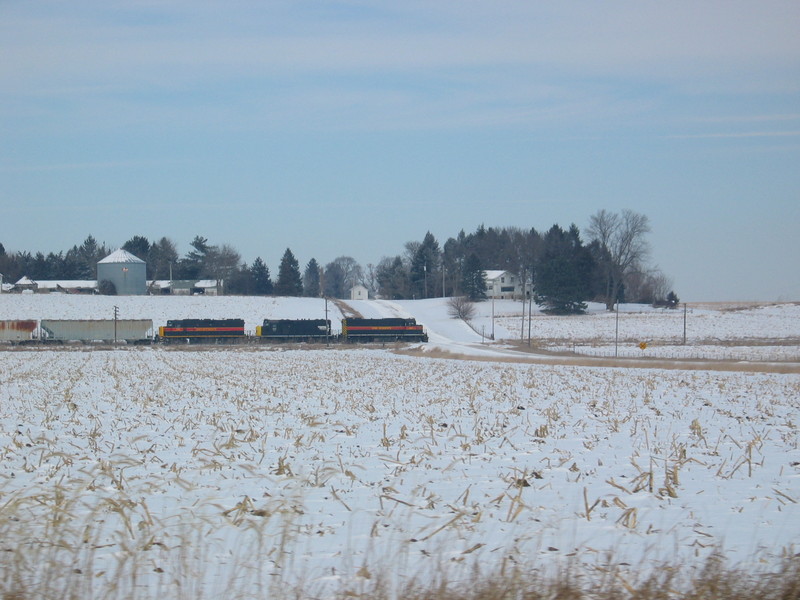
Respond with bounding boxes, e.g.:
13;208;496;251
97;249;147;295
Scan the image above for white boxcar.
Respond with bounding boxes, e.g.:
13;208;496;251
0;320;38;342
40;320;153;343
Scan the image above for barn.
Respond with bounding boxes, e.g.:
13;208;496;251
97;249;147;295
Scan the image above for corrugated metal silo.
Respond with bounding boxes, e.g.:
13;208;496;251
97;249;147;295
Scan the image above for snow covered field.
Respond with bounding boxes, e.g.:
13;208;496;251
1;294;799;597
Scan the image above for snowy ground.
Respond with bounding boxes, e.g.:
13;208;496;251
1;294;799;597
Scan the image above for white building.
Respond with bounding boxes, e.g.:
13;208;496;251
484;270;529;300
350;284;369;301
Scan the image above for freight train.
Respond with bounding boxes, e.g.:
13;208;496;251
1;317;428;345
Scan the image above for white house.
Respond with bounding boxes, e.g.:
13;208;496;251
484;270;529;300
350;284;369;301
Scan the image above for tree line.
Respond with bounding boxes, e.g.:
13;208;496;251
0;209;676;313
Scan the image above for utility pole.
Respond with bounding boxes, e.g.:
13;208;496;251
491;295;495;340
325;297;330;347
528;292;533;346
615;302;620;357
683;303;687;345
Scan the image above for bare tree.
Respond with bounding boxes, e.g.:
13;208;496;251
206;243;242;292
586;209;651;310
447;296;476;321
324;256;363;298
631;268;672;304
364;263;378;296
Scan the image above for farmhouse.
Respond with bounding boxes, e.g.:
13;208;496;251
483;270;529;300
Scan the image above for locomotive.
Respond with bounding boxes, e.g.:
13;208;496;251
341;318;428;342
158;319;246;342
256;319;331;342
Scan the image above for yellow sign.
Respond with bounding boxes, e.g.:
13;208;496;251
639;341;648;350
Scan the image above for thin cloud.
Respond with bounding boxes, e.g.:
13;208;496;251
666;131;800;139
0;159;186;173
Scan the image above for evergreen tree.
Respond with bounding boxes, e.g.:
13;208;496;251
275;248;303;296
410;232;441;299
534;224;592;314
123;235;152;277
179;235;212;279
147;237;179;280
251;257;273;295
666;290;680;308
461;253;487;301
303;258;321;297
122;236;151;262
375;255;410;299
225;263;252;295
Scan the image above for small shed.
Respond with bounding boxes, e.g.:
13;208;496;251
97;249;147;295
350;284;369;301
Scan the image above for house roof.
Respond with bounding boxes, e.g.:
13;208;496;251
484;270;510;281
149;280;220;289
13;277;97;289
37;281;97;290
98;249;145;264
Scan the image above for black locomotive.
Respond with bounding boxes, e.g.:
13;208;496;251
257;319;331;342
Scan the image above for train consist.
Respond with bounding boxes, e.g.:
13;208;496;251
1;317;428;345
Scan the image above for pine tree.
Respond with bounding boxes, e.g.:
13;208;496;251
275;248;303;296
461;253;487;301
180;236;212;279
122;236;151;262
251;257;273;295
534;224;592;314
147;238;179;280
410;232;441;299
303;258;321;297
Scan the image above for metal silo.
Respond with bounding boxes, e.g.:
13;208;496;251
97;249;147;295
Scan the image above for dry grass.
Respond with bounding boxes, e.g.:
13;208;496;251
3;549;799;599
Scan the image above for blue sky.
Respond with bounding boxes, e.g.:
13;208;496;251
2;1;798;301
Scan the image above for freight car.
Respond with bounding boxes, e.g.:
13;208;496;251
158;319;246;343
40;319;153;344
341;318;428;343
0;320;38;344
256;319;331;342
